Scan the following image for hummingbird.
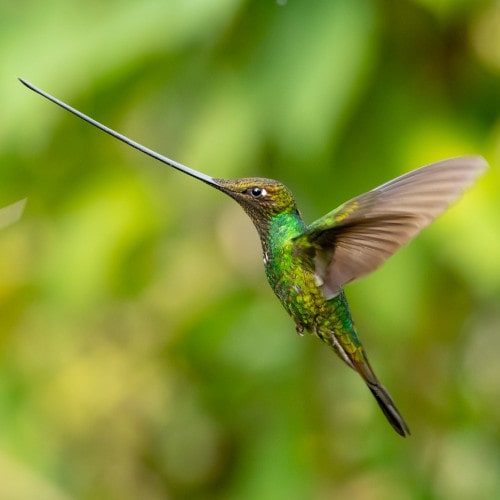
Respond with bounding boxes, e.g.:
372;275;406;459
19;78;487;437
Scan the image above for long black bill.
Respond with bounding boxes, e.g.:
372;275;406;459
19;78;219;188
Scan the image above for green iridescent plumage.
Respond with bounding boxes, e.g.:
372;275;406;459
20;78;488;437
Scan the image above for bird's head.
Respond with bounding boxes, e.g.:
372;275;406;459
18;79;301;237
213;177;300;232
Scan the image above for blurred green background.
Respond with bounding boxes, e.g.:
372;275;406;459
1;0;500;498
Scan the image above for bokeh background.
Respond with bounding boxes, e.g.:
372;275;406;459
1;0;500;498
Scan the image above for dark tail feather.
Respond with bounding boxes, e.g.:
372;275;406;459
368;383;411;437
321;320;410;436
348;351;411;436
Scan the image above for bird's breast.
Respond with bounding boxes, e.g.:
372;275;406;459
264;246;327;330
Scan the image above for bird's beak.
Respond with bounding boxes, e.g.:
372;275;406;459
19;78;225;189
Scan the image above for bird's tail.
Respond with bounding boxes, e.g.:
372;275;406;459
326;329;411;436
366;380;410;437
320;293;410;436
348;350;410;437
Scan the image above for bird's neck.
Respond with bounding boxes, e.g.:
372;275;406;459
259;210;306;262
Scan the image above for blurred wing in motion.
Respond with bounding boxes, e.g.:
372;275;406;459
293;156;487;299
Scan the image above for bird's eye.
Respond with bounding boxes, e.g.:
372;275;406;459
248;186;267;198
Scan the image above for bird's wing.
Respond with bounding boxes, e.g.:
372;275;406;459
292;156;487;299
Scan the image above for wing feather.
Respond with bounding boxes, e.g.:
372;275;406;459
293;156;487;299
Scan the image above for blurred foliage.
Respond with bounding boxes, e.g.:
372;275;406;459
1;0;500;498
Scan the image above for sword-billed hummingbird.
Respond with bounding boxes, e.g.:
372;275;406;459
20;78;487;437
